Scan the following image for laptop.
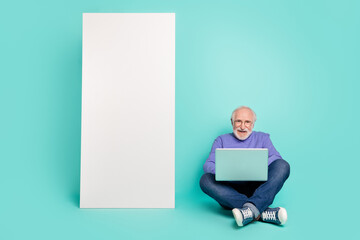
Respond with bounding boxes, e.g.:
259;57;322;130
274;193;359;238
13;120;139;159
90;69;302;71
215;148;268;181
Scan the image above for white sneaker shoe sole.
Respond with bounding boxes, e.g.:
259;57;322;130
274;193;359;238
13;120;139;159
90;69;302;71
232;208;244;227
278;207;288;225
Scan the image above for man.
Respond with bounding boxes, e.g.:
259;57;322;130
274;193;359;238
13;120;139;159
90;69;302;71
200;106;290;227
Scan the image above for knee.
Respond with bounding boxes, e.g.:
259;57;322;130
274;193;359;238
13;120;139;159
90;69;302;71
273;159;290;179
199;173;216;193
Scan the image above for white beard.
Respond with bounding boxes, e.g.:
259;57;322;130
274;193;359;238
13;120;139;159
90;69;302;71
233;128;252;141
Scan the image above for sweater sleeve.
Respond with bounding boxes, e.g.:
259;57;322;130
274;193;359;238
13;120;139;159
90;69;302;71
263;134;282;165
203;137;222;174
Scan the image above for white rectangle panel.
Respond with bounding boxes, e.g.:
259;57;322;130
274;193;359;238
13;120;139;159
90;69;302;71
80;13;175;208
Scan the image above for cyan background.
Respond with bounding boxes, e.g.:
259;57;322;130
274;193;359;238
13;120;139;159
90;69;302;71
1;0;359;239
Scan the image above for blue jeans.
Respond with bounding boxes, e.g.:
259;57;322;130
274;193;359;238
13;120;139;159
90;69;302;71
199;159;290;213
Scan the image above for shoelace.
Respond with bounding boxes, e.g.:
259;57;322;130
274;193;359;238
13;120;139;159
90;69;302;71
241;208;253;219
262;210;276;221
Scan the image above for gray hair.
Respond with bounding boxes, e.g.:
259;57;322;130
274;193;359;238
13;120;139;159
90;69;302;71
231;106;257;123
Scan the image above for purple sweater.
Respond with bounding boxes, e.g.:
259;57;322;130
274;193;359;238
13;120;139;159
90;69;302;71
203;131;282;174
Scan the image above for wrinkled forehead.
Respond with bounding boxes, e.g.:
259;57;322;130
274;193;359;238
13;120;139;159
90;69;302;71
233;108;254;121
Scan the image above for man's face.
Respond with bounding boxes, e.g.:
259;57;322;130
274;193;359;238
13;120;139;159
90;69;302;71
232;108;255;140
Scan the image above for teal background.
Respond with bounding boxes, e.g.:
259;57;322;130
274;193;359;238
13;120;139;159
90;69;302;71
1;0;359;239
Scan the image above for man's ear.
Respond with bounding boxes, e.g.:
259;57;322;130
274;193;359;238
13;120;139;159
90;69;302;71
230;119;233;126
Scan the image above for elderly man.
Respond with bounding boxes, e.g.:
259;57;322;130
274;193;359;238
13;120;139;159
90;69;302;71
200;106;290;227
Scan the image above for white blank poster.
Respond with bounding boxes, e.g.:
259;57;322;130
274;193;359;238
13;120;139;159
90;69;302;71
80;13;175;208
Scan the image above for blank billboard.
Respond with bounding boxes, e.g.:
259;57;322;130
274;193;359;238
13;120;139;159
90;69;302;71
80;13;175;208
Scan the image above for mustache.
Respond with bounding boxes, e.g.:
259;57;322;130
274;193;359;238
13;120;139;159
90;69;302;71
236;128;249;132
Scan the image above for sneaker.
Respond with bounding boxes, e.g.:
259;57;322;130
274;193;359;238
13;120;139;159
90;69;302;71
260;207;287;225
232;207;254;227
